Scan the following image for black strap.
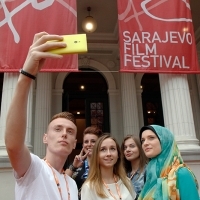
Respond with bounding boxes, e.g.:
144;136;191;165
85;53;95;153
19;69;36;80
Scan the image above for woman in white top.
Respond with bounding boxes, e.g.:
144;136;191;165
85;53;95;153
81;134;136;200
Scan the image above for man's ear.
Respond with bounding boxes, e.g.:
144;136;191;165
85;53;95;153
43;133;47;144
73;139;77;149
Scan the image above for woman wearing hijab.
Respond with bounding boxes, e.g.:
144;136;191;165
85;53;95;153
138;125;199;200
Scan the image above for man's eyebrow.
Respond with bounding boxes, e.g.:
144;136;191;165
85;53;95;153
53;125;67;129
53;125;76;132
53;124;63;127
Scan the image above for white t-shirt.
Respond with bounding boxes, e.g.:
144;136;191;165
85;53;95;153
14;153;78;200
81;179;136;200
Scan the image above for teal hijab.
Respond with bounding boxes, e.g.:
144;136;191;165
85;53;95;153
138;125;198;200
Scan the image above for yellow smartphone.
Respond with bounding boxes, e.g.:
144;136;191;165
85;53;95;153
47;34;87;54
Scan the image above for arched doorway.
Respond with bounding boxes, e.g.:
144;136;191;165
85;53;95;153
141;73;164;126
62;68;110;161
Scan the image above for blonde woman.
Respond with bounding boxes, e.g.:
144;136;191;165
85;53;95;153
81;134;136;200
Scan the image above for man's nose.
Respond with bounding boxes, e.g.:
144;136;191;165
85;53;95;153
62;131;67;138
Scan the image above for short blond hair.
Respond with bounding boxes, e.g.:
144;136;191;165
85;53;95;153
50;112;76;125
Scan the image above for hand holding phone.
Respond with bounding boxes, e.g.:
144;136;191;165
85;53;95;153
47;34;88;55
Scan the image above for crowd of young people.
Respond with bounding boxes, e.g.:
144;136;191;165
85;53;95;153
5;32;200;200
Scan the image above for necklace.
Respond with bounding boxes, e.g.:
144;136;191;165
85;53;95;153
44;159;70;200
102;175;122;200
129;170;137;180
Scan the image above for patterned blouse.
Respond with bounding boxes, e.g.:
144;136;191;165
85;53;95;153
127;166;146;199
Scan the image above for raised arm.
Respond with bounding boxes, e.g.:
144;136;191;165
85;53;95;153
66;148;89;176
5;32;66;177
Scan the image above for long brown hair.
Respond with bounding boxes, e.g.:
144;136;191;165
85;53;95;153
84;134;134;198
121;135;148;174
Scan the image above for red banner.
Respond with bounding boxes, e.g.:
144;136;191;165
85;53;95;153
0;0;78;72
117;0;200;73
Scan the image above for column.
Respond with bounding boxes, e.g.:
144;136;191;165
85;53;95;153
136;88;144;129
159;74;200;150
34;73;52;158
188;75;200;142
108;89;123;142
121;73;139;136
52;89;63;116
0;73;33;166
196;74;200;102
